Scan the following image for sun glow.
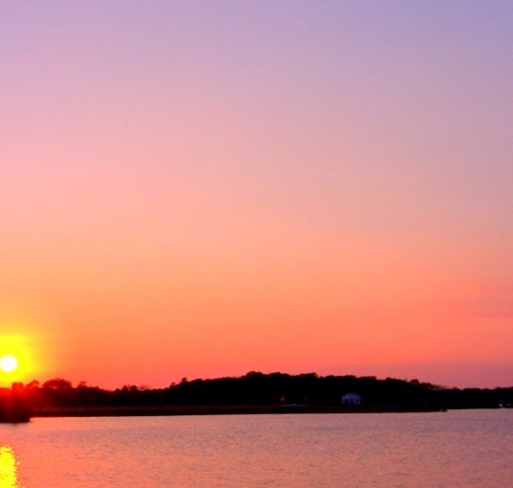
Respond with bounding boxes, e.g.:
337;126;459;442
0;356;18;373
0;335;35;386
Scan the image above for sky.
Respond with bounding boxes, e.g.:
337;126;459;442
1;1;512;389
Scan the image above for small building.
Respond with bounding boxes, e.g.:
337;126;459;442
341;393;362;405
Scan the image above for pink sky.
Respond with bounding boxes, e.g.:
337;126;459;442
1;1;512;389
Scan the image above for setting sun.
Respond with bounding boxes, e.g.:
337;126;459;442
0;355;18;373
0;334;37;386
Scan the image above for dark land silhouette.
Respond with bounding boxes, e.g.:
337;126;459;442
1;371;512;421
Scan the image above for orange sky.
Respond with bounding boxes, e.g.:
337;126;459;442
1;1;512;389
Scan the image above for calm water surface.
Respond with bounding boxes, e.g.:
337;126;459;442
0;409;511;487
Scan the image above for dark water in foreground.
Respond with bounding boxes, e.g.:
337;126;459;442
0;409;511;487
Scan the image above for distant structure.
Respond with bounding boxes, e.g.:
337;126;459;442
341;393;362;405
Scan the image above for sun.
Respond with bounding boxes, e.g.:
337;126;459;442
0;355;19;373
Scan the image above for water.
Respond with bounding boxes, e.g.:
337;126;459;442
0;410;511;487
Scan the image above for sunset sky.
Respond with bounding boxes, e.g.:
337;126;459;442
1;1;512;389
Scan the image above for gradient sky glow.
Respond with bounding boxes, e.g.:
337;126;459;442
1;1;512;388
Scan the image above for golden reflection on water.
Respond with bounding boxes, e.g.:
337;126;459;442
0;446;21;488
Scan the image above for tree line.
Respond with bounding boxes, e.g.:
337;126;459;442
2;371;512;411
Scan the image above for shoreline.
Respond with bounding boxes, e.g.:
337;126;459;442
31;404;444;418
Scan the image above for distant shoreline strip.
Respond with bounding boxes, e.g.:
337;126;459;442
32;404;444;417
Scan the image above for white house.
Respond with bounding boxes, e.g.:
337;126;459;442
341;393;362;405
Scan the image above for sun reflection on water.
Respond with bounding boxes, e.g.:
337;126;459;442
0;446;22;488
